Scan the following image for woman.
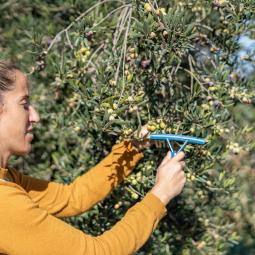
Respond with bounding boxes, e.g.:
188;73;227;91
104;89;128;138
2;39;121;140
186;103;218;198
0;60;186;255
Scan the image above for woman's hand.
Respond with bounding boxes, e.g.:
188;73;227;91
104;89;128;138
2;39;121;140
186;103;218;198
151;152;186;205
131;124;164;152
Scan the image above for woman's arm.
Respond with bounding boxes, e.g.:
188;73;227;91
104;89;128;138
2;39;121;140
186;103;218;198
0;184;166;255
7;140;144;217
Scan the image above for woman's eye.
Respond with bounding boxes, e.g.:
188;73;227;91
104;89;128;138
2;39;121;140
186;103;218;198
22;102;29;109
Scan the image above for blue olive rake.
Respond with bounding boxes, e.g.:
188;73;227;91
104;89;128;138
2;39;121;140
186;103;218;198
148;134;206;157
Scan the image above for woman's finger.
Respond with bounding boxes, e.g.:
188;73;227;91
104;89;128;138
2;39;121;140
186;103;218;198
180;161;186;168
156;141;165;148
172;151;185;162
160;151;172;166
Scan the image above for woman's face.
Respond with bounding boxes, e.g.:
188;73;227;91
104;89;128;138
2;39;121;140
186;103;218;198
0;70;40;156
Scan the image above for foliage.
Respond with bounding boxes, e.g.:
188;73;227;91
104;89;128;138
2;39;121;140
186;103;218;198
1;0;255;254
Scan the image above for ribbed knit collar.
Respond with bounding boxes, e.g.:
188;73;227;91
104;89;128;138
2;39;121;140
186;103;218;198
0;167;8;180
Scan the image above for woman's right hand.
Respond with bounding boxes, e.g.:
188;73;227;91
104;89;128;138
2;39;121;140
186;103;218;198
150;152;186;206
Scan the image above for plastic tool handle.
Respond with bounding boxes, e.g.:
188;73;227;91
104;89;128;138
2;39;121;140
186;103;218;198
149;134;206;145
166;139;188;158
148;133;206;158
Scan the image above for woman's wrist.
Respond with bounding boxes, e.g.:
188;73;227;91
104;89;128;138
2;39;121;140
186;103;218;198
150;186;170;206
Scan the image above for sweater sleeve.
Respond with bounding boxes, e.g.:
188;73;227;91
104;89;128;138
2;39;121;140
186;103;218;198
6;140;144;217
0;185;167;255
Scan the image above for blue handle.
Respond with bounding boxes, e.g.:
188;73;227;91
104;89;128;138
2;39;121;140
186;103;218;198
148;133;206;157
149;134;206;145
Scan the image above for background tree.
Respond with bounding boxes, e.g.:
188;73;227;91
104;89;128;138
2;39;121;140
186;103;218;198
0;0;255;254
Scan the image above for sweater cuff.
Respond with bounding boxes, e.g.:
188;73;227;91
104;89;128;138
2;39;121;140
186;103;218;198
140;192;167;220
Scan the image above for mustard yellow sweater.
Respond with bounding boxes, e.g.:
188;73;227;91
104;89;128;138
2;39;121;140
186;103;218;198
0;140;167;255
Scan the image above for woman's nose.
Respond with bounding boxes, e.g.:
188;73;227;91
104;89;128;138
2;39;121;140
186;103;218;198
29;105;40;123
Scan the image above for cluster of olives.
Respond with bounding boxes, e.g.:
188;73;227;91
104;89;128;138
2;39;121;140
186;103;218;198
75;47;91;63
229;86;254;104
227;142;242;154
147;119;167;132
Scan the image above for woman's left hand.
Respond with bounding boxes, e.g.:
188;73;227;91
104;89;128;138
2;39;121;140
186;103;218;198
131;124;164;152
